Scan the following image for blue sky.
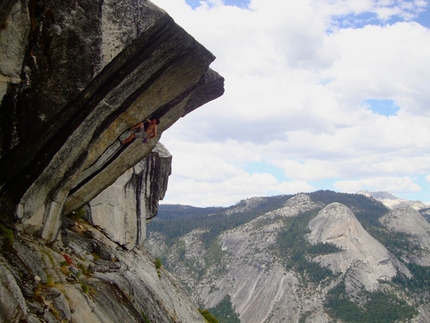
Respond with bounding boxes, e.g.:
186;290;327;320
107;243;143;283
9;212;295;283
152;0;430;207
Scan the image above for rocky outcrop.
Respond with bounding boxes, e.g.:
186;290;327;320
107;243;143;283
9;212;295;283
0;0;224;242
88;142;172;250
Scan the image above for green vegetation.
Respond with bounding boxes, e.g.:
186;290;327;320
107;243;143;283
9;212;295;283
46;274;55;287
368;227;417;259
204;240;227;272
207;295;240;323
141;312;151;323
68;207;86;222
154;257;162;269
0;224;14;243
149;195;292;248
199;308;219;323
81;283;89;294
393;262;430;293
78;263;88;275
277;209;339;284
325;280;418;322
307;242;342;255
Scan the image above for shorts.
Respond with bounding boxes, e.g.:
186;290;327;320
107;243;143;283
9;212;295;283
135;129;147;140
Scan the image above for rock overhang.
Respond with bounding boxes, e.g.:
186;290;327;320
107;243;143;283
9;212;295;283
0;0;224;241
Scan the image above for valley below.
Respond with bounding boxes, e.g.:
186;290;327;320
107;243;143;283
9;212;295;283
147;190;430;323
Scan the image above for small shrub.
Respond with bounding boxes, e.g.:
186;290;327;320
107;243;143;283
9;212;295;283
141;312;151;323
198;308;219;323
60;264;69;275
154;257;162;269
46;274;55;287
0;225;14;243
81;283;88;294
78;263;88;275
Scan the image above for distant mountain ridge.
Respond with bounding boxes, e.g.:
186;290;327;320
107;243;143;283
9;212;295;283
358;190;429;210
147;190;430;323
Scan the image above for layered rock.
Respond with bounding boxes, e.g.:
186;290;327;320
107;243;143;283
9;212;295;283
0;221;207;323
0;1;224;322
0;0;224;242
88;142;172;250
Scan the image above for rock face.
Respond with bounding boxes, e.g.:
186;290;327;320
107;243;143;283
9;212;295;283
0;0;224;243
306;203;407;292
88;142;172;250
0;1;224;322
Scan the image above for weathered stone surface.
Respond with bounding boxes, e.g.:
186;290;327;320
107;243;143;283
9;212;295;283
0;1;30;126
0;224;207;323
88;142;171;249
0;0;224;243
0;258;28;322
307;203;406;292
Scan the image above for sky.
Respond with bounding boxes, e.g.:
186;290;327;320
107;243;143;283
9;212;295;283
151;0;430;207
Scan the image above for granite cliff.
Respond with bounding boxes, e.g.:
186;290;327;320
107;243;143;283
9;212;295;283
0;0;224;322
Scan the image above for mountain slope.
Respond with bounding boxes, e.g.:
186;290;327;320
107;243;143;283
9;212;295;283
147;191;430;323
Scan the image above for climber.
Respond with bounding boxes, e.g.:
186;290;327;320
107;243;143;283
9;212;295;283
121;118;160;145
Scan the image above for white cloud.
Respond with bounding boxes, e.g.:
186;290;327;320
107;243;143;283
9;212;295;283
152;0;430;206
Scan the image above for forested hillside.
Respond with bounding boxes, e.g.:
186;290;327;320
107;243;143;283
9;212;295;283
147;191;430;323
